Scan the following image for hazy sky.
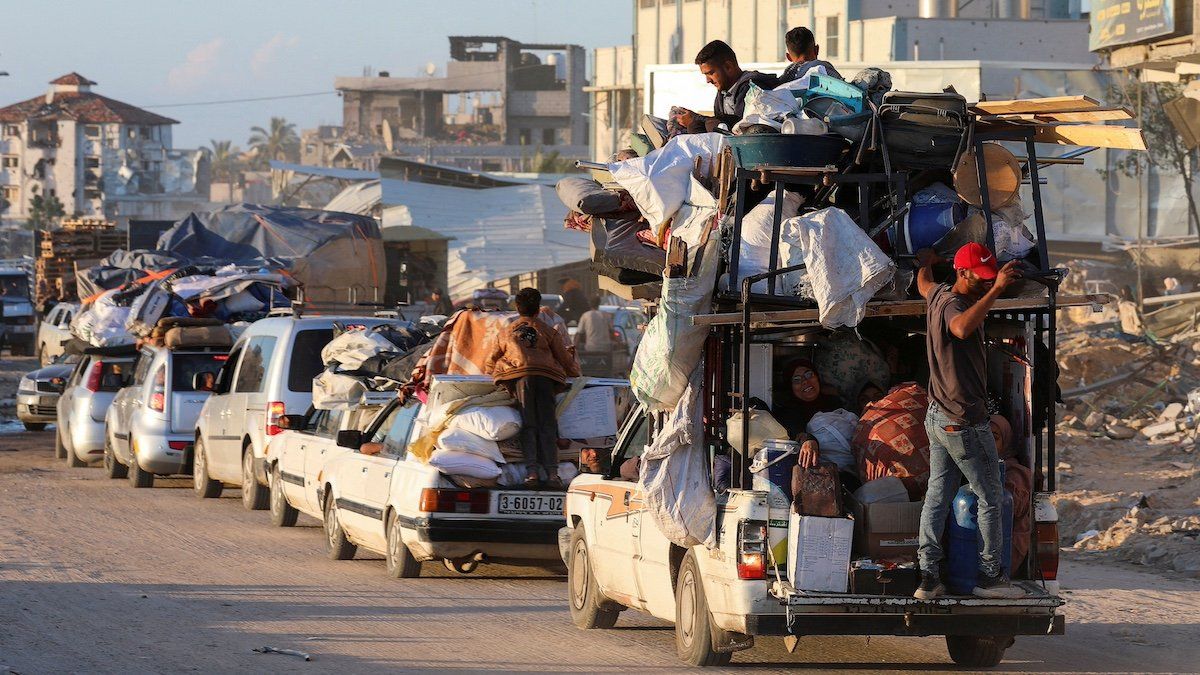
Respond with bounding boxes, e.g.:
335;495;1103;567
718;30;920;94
0;0;633;149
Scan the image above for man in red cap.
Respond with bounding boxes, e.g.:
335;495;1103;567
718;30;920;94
912;243;1023;599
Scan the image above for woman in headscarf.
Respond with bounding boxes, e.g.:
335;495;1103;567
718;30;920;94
990;413;1033;569
772;358;841;468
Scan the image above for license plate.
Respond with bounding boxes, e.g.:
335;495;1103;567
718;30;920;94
497;492;564;516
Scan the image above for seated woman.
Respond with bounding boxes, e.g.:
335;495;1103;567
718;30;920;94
990;414;1033;570
772;358;841;468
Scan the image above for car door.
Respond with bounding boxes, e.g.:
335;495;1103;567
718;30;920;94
336;401;419;551
300;408;345;515
588;413;650;605
113;351;155;458
201;342;243;479
218;335;277;480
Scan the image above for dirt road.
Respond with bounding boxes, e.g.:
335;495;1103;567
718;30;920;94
0;431;1197;673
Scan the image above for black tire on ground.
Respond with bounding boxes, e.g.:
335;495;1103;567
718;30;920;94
128;457;154;488
385;512;421;578
22;422;46;432
323;494;357;561
241;447;269;511
54;427;66;459
567;525;620;630
675;550;733;667
192;439;223;498
103;437;128;479
945;635;1011;668
269;463;298;528
64;433;86;468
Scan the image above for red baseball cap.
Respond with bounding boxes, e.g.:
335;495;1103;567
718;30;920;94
953;242;999;280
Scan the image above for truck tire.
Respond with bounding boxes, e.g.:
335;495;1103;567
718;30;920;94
104;438;128;479
567;526;619;629
323;494;357;561
241;447;269;511
385;512;421;578
128;458;154;488
54;427;66;459
192;439;223;498
946;635;1011;668
22;422;46;432
269;463;299;527
675;551;732;667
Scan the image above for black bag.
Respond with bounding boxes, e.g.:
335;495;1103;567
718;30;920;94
879;90;968;170
791;461;844;517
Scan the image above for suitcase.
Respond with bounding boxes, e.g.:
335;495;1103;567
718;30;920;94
792;461;844;517
879;90;968;170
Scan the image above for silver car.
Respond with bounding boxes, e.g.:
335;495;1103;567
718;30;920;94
16;355;76;431
105;345;228;487
37;302;78;366
56;352;136;467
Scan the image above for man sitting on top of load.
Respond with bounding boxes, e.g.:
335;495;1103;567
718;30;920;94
676;40;780;133
780;26;841;82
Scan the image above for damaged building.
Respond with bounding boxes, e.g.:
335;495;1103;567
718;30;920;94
0;73;211;227
323;36;588;172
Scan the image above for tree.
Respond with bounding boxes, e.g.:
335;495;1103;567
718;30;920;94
247;117;299;169
28;186;65;230
208;139;241;184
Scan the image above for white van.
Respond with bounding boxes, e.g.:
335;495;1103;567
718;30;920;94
192;316;391;509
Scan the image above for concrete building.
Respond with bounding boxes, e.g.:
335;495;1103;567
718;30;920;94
589;0;1094;158
0;73;211;226
321;36;589;172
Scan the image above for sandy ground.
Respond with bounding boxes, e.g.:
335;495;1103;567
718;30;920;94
0;428;1196;674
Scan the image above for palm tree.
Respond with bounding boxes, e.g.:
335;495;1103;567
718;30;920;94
247;117;299;168
208;139;240;184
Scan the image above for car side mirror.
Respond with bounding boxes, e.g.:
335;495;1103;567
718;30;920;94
279;414;307;431
336;429;363;449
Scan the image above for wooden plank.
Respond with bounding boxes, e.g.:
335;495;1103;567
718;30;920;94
691;293;1110;326
972;95;1101;115
1033;124;1147;151
983;107;1134;123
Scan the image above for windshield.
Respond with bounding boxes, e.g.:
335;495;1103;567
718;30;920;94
0;275;29;298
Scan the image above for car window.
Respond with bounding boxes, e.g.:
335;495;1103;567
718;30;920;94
608;414;648;479
214;346;242;394
172;353;226;392
132;351;155;385
287;328;334;393
47;307;60;325
369;404;400;444
381;401;421;458
234;336;277;393
71;356;92;384
99;360;133;392
64;311;74;326
313;409;344;438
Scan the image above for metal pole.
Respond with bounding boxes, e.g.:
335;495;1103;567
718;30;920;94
767;180;785;295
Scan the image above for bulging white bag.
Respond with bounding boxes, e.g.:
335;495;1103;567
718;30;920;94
736;189;804;292
449;405;522;441
806;409;859;473
428;449;502;479
435;427;505;464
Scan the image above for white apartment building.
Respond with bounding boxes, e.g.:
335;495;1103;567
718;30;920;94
0;73;209;225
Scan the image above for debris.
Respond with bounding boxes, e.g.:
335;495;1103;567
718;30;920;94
1083;411;1106;431
253;646;312;662
1105;424;1137;440
1168;461;1195;471
1141;419;1180;439
1160;402;1185;420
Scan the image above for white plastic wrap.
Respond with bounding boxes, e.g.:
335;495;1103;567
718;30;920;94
806;409;859;474
608;132;727;237
779;208;895;328
428;449;502;479
435;426;505;464
735;189;804;293
630;178;720;412
311;370;368;410
320;330;399;371
732;83;801;134
70;289;135;347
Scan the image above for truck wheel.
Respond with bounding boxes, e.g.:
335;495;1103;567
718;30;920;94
104;438;128;479
192;439;223;498
323;495;357;561
385;512;421;578
128;459;154;488
22;422;46;432
54;428;66;459
241;447;269;511
269;464;298;527
946;635;1011;668
64;433;86;468
567;526;619;629
675;551;732;667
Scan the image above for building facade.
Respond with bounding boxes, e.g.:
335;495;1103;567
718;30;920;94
0;73;210;226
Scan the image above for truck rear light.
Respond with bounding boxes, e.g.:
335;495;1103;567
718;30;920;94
168;441;189;451
736;520;769;580
266;401;286;436
1035;521;1060;581
419;488;490;514
84;361;103;392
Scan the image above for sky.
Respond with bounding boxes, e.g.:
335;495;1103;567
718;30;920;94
0;0;633;149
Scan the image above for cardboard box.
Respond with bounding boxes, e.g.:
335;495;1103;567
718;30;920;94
787;513;854;592
850;498;923;561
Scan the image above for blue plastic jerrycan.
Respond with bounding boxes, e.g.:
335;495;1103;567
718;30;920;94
946;464;1013;595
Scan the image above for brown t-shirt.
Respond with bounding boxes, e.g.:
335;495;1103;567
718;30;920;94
925;284;988;425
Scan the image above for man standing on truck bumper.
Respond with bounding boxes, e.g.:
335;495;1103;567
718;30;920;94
914;243;1024;600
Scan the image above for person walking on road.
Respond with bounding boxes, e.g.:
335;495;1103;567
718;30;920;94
914;242;1025;600
574;297;613;354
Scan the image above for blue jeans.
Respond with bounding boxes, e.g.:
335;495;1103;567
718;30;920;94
918;402;1004;578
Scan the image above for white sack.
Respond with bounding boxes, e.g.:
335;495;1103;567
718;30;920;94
71;289;135;347
806;409;859;474
609;132;726;237
449;405;522;441
312;370;367;410
779;208;895;328
732;83;800;134
428;449;502;479
631;178;720;412
436;426;506;464
736;189;804;292
639;364;717;549
321;330;398;370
